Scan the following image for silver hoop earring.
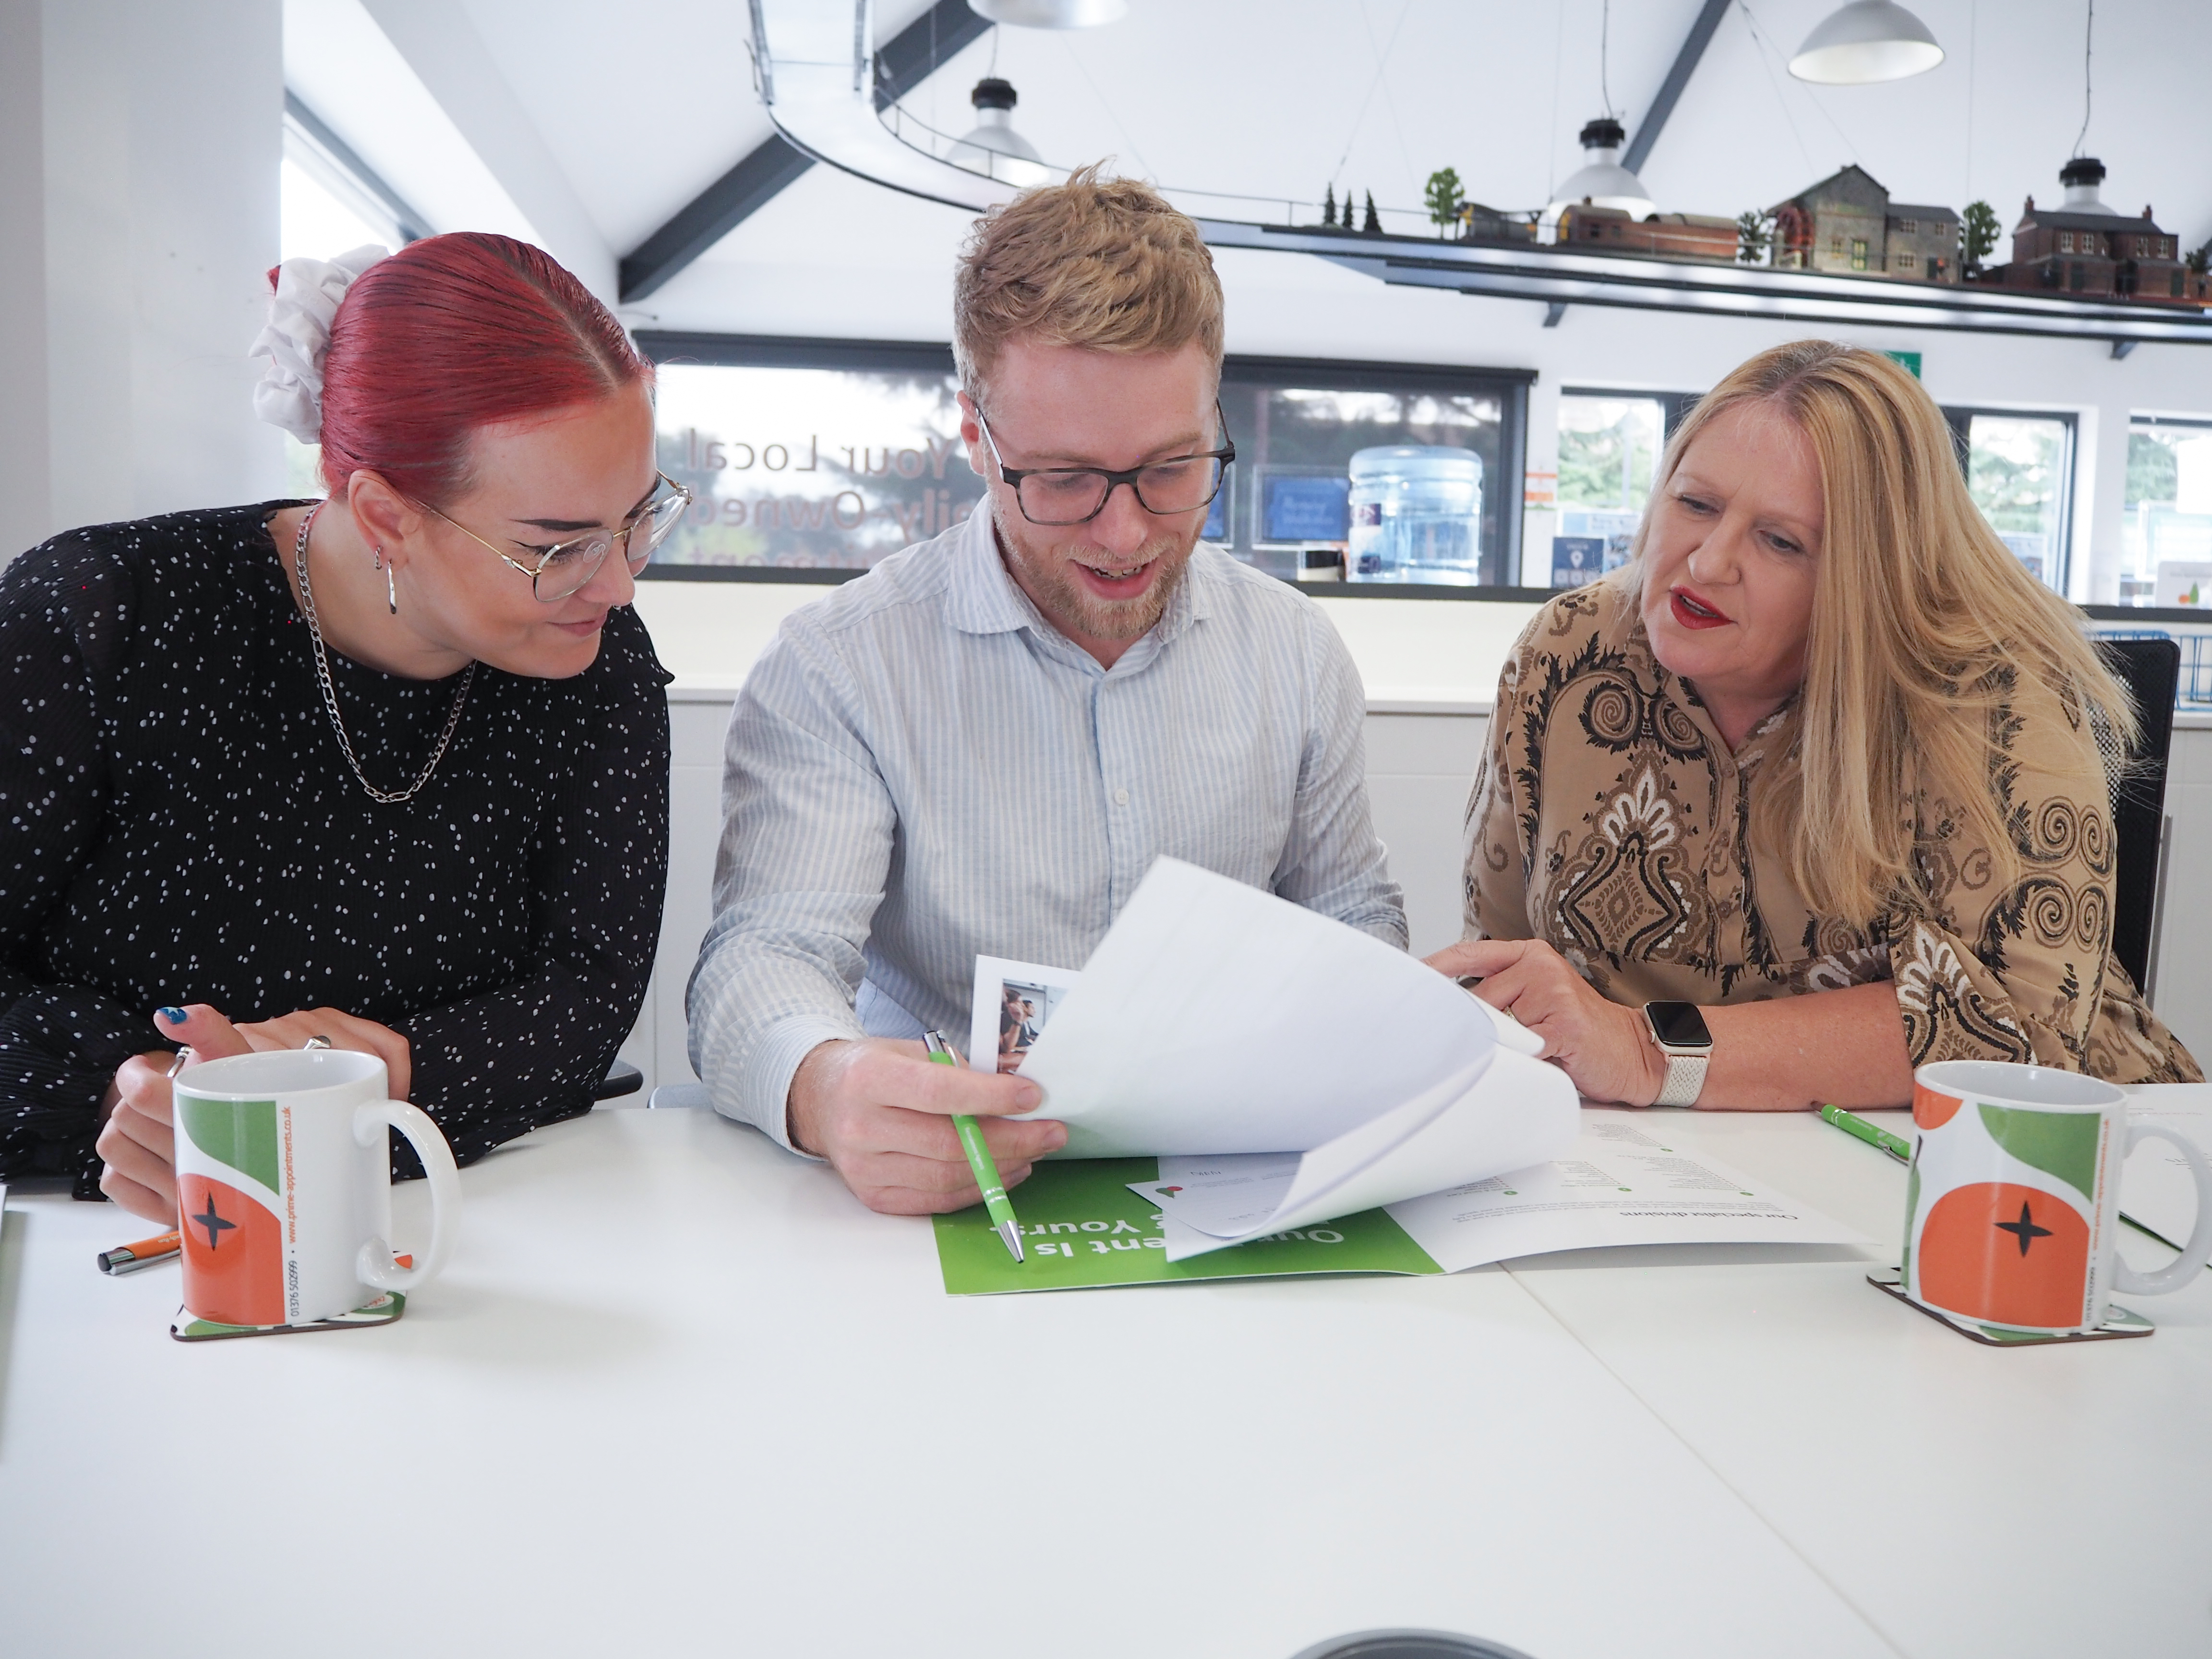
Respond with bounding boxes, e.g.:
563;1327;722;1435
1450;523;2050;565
386;562;398;615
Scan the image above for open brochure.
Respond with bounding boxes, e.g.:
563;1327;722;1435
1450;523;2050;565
969;857;1580;1258
929;1113;1867;1293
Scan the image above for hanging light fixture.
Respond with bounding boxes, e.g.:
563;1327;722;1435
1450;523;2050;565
1788;1;1945;84
967;0;1126;26
1541;117;1657;241
2056;156;2121;216
946;78;1052;188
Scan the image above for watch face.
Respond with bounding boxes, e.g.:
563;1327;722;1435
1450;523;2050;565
1646;1001;1714;1050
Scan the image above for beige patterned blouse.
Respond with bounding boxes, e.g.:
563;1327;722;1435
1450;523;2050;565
1462;583;2200;1085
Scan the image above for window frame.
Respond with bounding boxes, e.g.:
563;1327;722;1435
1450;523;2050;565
634;334;1543;598
1940;404;2080;594
283;91;429;247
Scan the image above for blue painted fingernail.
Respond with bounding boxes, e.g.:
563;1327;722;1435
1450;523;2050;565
157;1007;188;1025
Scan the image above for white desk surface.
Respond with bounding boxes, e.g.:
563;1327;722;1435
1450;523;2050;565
0;1104;2201;1659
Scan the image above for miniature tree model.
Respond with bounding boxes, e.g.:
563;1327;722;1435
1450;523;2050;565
1323;185;1336;228
2188;239;2210;277
1362;191;1382;234
1735;210;1771;265
1961;201;2002;276
1424;168;1466;239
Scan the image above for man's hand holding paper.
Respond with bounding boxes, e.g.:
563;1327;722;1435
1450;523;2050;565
788;1038;1065;1215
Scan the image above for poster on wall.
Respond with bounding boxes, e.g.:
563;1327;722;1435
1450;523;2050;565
651;362;987;570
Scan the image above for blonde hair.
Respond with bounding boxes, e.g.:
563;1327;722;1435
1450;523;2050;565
951;164;1224;405
1617;340;2133;930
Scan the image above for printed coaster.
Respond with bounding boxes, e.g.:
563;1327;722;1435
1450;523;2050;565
170;1291;405;1342
1866;1270;2151;1346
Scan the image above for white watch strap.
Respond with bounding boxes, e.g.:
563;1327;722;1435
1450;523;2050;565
1654;1051;1708;1107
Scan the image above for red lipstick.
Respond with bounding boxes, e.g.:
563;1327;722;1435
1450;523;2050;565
1668;587;1731;630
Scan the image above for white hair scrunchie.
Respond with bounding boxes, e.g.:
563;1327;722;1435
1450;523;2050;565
248;243;390;443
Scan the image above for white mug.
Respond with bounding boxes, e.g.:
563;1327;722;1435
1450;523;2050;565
1906;1060;2212;1334
172;1048;461;1328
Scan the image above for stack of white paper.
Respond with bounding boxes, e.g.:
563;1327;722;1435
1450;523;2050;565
1003;858;1580;1260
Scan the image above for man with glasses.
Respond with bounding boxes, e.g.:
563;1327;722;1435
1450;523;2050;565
687;167;1404;1214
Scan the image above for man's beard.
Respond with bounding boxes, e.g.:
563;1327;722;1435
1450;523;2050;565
995;505;1196;644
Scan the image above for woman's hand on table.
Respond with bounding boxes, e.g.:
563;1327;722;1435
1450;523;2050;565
788;1036;1068;1215
1424;938;1667;1107
96;1004;412;1224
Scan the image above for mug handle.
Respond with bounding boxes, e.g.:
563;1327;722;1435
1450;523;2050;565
351;1100;462;1295
2113;1124;2212;1298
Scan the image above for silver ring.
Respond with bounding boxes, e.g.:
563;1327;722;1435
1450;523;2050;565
303;1034;335;1050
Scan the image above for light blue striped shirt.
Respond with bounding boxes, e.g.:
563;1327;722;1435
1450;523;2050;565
686;506;1405;1148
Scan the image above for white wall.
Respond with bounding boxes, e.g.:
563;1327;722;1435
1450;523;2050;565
0;0;53;564
0;0;287;555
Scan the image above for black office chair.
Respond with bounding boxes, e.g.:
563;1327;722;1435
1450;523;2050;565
2094;637;2179;995
592;1058;645;1102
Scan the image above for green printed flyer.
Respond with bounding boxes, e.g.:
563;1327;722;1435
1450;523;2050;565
932;1158;1443;1294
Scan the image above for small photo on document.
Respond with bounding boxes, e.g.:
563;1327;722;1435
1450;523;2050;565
969;954;1082;1077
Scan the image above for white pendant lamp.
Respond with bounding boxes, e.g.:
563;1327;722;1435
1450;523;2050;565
968;0;1126;26
946;78;1052;188
1788;0;1945;84
1544;117;1657;234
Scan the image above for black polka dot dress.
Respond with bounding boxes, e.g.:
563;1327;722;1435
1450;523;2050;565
0;502;671;1188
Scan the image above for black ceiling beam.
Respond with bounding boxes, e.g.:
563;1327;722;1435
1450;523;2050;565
620;0;992;303
1623;0;1732;175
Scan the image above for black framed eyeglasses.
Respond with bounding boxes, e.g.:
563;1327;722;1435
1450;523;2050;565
976;406;1236;527
420;471;694;602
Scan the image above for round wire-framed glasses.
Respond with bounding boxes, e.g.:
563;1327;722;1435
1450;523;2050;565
420;472;694;602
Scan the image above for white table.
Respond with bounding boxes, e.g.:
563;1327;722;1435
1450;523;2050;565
0;1104;2198;1659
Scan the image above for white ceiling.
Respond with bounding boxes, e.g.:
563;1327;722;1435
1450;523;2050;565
296;0;2212;331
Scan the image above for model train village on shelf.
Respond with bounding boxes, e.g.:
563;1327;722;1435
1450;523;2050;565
1313;119;2212;309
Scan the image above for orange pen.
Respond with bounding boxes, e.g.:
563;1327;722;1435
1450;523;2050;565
98;1230;181;1275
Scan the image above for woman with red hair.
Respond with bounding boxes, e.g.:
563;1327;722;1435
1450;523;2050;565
0;232;688;1221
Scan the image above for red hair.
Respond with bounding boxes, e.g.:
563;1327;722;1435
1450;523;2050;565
311;233;649;506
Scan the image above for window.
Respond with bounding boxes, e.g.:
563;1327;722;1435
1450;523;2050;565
1942;408;2077;592
636;338;1533;590
1896;252;1915;271
1552;394;1660;589
640;337;981;574
1898;217;1918;234
1850;238;1868;271
278;95;428;500
2120;416;2212;606
1546;391;1701;589
1216;358;1529;587
2059;231;2074;253
1830;234;1844;257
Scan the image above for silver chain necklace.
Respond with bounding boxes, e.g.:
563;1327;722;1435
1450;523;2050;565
293;503;476;805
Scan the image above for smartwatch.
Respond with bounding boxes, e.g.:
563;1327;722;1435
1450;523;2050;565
1642;1002;1713;1106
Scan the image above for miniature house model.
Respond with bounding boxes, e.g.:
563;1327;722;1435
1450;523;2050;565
1768;165;1960;284
1983;158;2190;303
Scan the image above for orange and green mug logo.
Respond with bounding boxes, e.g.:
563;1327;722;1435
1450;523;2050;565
1917;1179;2092;1329
1908;1090;2105;1330
177;1095;287;1328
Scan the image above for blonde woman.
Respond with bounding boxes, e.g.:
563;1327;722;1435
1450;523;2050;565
1430;340;2199;1108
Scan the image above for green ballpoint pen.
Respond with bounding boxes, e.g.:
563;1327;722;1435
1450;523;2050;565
925;1029;1025;1263
1820;1103;1912;1164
